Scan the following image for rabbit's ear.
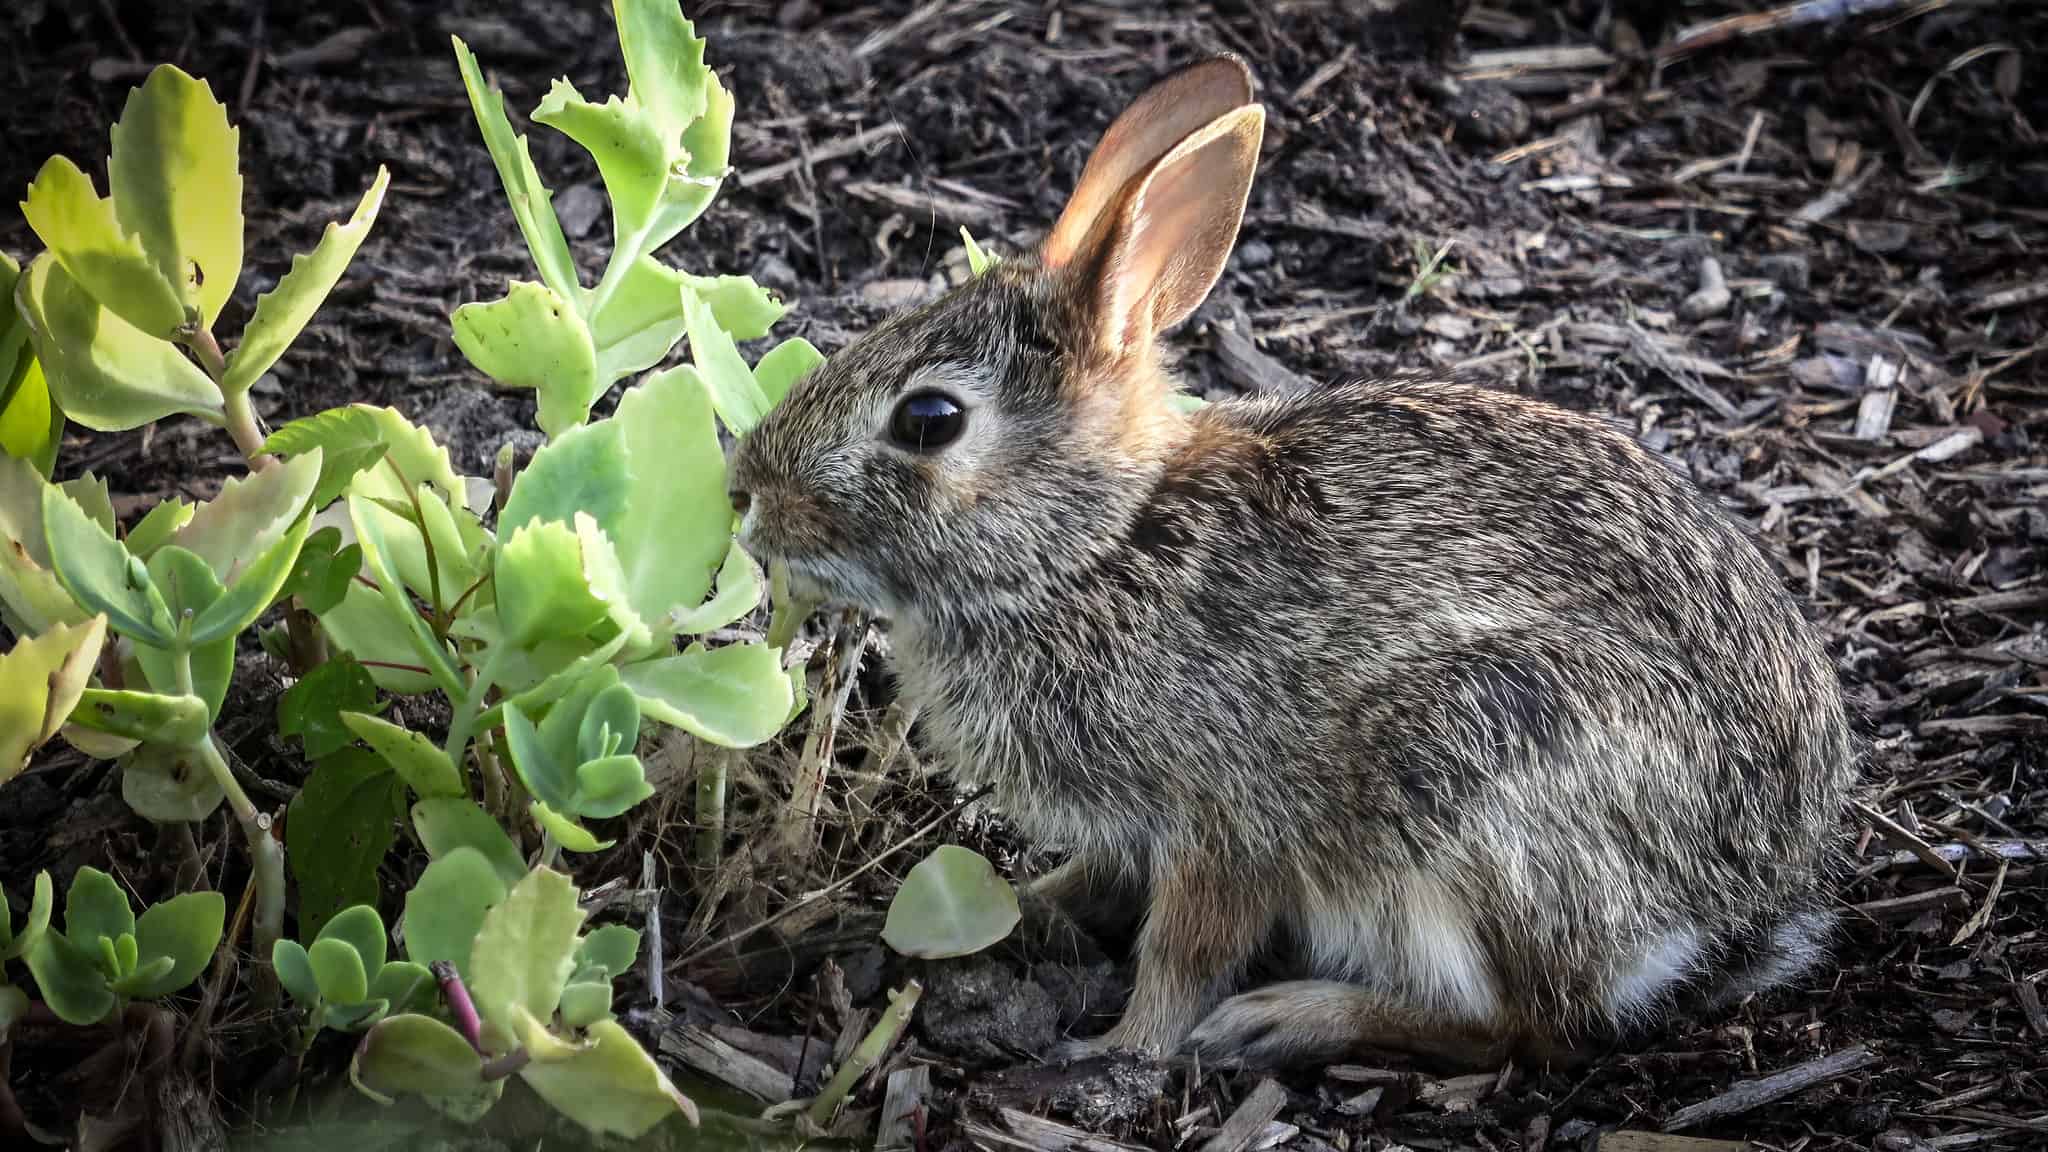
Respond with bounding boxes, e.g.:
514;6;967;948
1075;102;1265;360
1043;56;1255;271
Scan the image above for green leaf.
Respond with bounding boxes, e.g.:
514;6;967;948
41;480;174;645
20;155;186;337
279;654;379;759
577;682;640;762
168;448;322;586
352;1013;486;1101
557;981;612;1030
687;275;786;342
533;81;666;248
621;642;793;748
346;492;462;696
518;1017;697;1137
109;953;175;997
883;845;1022;959
502;700;573;815
587;256;687;392
0;985;26;1037
401;847;507;978
285;527;362;616
0;455;88;634
0;356;63;479
107;64;244;328
451;36;579;303
410;799;527;890
288;748;404;941
574;925;640;981
668;541;761;635
262;407;394;509
273;938;322;1007
24;927;116;1025
16;253;222;431
572;756;652;820
60;473;116;536
0;616;107;783
499;421;628;540
530;801;607;854
314;577;439;695
4;871;55;963
753;337;823;410
132;546;233;718
469;866;584;1043
120;742;225;822
340;711;464;798
369;959;435;1016
328;406;467;512
682;289;770;436
324;998;391;1032
67;687;208;748
607;364;730;639
309;935;370;1006
189;508;311;644
653;68;734;246
64;867;135;959
492;519;610;652
124;498;194;560
220;168;389;396
452;282;597;440
316;904;389;983
960;226;998;276
124;889;225;997
114;932;142;982
613;0;711;149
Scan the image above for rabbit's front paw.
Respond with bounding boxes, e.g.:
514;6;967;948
1047;1033;1165;1065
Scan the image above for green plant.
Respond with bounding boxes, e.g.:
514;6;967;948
6;867;223;1027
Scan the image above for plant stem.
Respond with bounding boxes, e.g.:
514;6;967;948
807;980;921;1129
765;563;819;654
444;651;504;775
222;388;274;467
779;613;868;864
430;962;484;1053
193;734;285;979
694;742;727;873
538;830;561;872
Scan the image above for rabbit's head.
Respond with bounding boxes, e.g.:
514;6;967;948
730;57;1266;625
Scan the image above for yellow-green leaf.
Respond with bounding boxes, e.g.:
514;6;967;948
451;36;579;304
16;254;222;432
41;480;174;646
620;641;792;748
108;65;244;328
467;867;585;1041
0;615;107;784
0;455;86;634
451;281;596;439
19;156;186;337
168;448;321;583
518;1017;697;1137
219;167;388;396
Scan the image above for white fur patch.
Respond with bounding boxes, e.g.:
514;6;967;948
1605;926;1705;1019
1299;872;1500;1024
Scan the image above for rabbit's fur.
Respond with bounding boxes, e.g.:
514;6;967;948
730;56;1856;1069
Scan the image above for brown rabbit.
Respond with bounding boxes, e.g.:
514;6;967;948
728;55;1857;1068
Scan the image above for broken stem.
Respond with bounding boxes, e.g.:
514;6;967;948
695;743;727;872
807;980;921;1129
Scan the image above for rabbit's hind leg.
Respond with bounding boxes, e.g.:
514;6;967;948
1187;980;1518;1070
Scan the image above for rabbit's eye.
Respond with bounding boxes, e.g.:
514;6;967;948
889;391;966;453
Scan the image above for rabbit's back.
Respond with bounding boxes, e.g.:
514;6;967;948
902;375;1855;1040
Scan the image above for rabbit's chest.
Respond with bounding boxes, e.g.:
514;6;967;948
893;644;1166;853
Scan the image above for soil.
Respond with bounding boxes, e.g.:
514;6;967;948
3;1;2046;1150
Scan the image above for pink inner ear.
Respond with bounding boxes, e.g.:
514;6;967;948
1043;58;1255;270
1095;105;1266;358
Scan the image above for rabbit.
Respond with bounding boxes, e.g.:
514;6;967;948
727;54;1858;1069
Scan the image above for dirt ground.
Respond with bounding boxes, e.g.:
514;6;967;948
3;1;2045;1149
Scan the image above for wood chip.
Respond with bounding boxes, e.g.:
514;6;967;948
971;1108;1147;1152
658;1020;794;1103
1663;1044;1880;1131
1200;1079;1289;1152
1851;887;1969;922
875;1065;930;1152
1949;860;2008;946
1600;1133;1754;1152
